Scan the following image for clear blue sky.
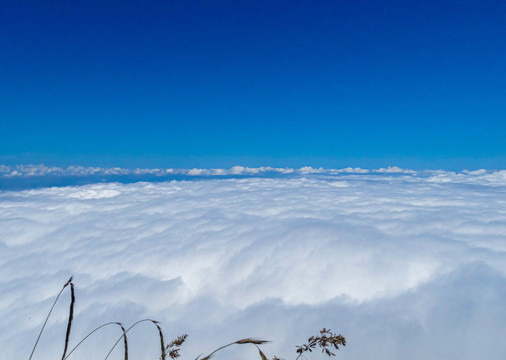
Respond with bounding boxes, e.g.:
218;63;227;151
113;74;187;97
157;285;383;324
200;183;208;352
1;0;505;169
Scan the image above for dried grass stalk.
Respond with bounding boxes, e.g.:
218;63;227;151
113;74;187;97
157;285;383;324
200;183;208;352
61;282;75;360
30;278;346;360
28;276;73;360
154;322;166;360
119;324;128;360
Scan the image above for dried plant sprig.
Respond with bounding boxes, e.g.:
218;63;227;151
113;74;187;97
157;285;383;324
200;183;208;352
152;321;187;360
163;333;188;359
28;276;74;360
295;328;346;359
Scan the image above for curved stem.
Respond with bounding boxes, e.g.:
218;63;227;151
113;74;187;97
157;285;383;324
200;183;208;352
63;322;122;360
202;342;237;360
104;319;154;360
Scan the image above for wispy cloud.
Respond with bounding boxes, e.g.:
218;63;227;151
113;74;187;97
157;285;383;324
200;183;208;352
1;172;506;359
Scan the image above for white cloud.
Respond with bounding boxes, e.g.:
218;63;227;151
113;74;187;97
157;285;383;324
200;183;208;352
1;172;506;359
3;164;504;181
373;166;417;174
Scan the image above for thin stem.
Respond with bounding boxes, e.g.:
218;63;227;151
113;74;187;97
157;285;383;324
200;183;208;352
28;277;73;360
202;342;237;360
63;322;122;360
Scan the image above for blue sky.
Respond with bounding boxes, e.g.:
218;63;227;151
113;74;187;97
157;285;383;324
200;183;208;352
1;0;505;169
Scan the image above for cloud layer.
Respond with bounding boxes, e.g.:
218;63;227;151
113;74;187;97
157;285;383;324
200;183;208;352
0;164;415;178
1;171;506;360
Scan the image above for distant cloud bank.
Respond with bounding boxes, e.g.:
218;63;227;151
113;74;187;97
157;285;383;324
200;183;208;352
1;163;506;182
0;164;416;177
1;170;506;359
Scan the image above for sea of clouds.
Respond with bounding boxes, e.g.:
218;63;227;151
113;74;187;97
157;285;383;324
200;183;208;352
1;167;506;360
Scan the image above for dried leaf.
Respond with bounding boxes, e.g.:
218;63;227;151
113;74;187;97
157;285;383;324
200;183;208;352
258;348;268;360
235;338;269;345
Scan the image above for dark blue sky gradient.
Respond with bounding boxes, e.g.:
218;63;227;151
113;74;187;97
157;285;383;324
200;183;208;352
1;0;505;169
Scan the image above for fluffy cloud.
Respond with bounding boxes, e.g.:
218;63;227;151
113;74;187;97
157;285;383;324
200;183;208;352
1;171;506;360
